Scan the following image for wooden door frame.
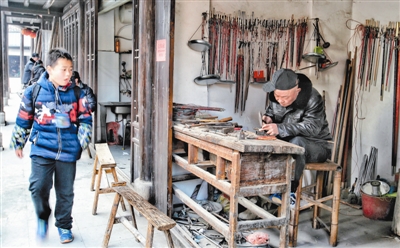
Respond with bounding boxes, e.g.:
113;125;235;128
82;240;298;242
130;0;175;214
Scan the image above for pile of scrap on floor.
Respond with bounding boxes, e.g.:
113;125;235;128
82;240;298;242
172;190;275;248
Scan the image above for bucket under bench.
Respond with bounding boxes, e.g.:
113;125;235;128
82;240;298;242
171;124;304;247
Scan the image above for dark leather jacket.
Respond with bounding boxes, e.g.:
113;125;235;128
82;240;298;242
22;58;36;85
264;73;332;142
30;63;45;85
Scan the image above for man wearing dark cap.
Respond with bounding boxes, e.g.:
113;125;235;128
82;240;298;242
261;68;332;205
22;53;40;88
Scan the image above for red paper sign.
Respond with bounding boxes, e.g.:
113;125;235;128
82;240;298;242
156;39;166;62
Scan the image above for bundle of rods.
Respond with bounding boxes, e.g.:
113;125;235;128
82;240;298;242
357;19;398;100
206;10;309;114
356;20;400;174
354;146;378;197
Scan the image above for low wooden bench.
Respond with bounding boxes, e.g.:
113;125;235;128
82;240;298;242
90;143;126;215
102;182;176;248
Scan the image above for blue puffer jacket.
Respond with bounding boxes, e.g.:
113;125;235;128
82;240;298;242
12;71;93;162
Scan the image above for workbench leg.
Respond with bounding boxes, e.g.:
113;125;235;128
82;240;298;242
102;193;121;248
164;230;175;248
145;224;154;248
90;155;98;191
228;152;241;248
289;176;302;247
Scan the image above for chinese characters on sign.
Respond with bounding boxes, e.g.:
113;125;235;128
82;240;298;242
156;39;166;62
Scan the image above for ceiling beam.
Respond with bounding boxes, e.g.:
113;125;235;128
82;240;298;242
4;13;41;19
7;22;41;28
0;6;62;17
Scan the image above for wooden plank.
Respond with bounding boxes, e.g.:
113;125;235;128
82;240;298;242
215;156;226;180
95;143;116;166
188;144;198;164
172;173;199;182
173;154;232;195
172;185;230;238
113;186;176;231
174;131;235;161
305;161;340;171
239;183;288;197
238;197;276;219
237;217;288;231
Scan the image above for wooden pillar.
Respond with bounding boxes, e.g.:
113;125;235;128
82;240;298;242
131;0;140;183
153;0;175;214
0;11;4;126
20;33;24;87
2;14;9;104
137;0;155;184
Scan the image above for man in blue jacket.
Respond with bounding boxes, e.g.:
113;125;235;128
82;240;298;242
10;48;92;244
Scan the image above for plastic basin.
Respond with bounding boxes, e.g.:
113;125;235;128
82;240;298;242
111;106;131;115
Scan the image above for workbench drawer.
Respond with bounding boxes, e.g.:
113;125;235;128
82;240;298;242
225;153;290;186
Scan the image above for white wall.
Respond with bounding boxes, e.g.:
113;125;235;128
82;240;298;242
350;1;400;183
97;5;133;140
173;0;400;185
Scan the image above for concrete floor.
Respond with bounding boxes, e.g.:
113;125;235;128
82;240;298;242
2;81;400;247
1;88;168;247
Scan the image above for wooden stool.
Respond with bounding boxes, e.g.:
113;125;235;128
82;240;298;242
103;182;176;248
90;143;126;215
289;161;342;247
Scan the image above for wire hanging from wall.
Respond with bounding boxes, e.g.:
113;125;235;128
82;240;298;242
188;12;221;86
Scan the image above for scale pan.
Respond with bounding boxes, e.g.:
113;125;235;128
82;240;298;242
194;74;220;86
217;80;236;84
188;39;211;52
302;52;326;64
319;61;338;72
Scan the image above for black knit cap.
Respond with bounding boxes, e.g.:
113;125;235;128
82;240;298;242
32;53;39;58
262;68;298;92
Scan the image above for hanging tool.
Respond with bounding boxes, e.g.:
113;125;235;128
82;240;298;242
392;22;400;175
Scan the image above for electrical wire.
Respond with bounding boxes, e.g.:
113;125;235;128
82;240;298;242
346;19;366;177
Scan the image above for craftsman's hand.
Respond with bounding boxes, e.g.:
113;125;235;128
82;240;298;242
262;115;273;124
261;123;279;136
15;149;23;158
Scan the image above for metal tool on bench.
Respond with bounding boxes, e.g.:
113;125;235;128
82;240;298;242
255;129;277;140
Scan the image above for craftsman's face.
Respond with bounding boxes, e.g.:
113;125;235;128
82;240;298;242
274;85;301;107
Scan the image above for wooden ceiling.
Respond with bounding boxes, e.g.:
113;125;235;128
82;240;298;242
0;0;70;29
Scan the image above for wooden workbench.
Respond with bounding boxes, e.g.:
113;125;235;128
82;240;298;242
171;124;304;247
